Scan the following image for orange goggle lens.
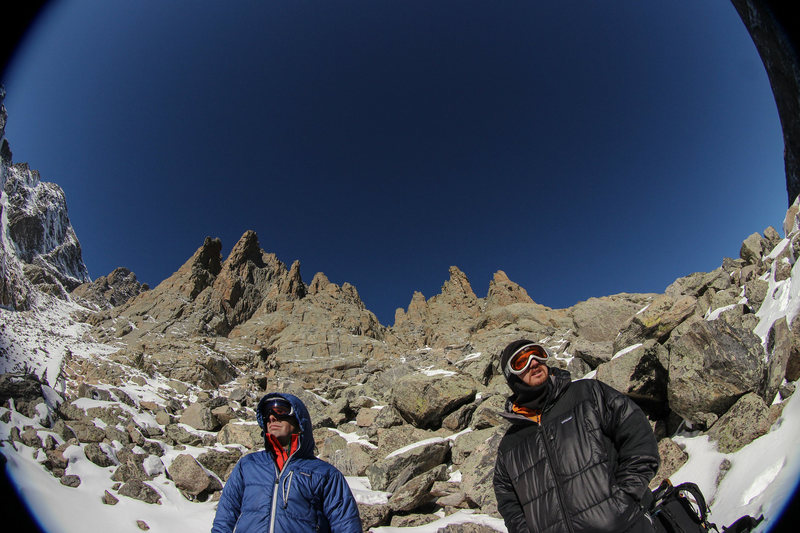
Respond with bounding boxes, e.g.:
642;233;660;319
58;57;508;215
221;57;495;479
510;345;549;371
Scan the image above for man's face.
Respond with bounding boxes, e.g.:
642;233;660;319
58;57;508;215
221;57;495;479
520;360;549;387
267;414;299;446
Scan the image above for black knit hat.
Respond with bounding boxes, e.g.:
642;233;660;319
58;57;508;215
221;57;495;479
500;338;543;380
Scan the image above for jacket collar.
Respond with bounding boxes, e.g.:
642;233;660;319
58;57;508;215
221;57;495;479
501;367;573;425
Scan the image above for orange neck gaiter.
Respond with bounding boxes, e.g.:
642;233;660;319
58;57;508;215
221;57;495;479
266;433;300;471
512;403;543;424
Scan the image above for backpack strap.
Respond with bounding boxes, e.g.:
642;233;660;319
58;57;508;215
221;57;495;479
721;514;764;533
672;482;710;523
650;479;673;507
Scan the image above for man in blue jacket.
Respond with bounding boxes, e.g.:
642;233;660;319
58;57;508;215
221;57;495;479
212;392;362;532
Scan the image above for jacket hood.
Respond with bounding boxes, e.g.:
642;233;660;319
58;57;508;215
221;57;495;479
256;392;315;458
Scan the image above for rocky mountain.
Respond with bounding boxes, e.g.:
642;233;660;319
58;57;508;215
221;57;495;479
0;87;90;310
1;88;800;531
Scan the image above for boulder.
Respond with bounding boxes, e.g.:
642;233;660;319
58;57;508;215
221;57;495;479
460;428;504;516
211;405;237;426
45;448;69;471
649;438;688;489
357;503;391;531
787;315;800;381
764;318;792;404
164;424;203;447
216;422;264;449
388;465;447;512
740;232;764;265
84;442;116;468
595;340;668;416
329;442;375;477
365;439;450;492
375;425;435;458
437;524;500;533
451;427;498;465
390;514;440;528
102;490;119;505
570;294;652;343
104;425;131;445
20;427;42;448
118;480;161;504
67;421;106;443
566;356;592;379
0;373;45;415
441;402;477;431
668;319;765;428
180;403;221;431
168;454;212;497
197;448;243;481
435;490;469;509
571;338;614;368
784;204;799;236
764;226;782;250
111;449;150;482
613;294;697;354
744;279;769;311
469;395;507;430
706;393;772;453
60;475;81;488
373;405;405;429
391;372;478;429
355;407;380;427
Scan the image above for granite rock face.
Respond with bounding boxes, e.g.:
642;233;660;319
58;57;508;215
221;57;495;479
0;90;90;309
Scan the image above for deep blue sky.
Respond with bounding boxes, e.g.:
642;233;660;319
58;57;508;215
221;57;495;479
1;1;786;326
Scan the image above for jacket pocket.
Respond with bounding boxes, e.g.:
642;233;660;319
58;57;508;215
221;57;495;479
279;469;320;524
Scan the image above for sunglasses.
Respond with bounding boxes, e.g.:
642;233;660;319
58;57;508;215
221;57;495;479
506;343;551;376
263;398;295;418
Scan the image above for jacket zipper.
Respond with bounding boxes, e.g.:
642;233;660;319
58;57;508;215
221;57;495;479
282;471;294;508
539;406;575;533
269;463;280;533
269;437;301;532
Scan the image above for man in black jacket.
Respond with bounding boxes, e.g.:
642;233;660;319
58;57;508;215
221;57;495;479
493;339;660;533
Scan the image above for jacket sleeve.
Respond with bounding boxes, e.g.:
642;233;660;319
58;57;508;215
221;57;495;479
211;460;244;533
597;382;660;502
493;452;530;533
321;469;363;533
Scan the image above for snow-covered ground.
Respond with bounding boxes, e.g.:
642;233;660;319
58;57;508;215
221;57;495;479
3;382;799;532
3;237;800;531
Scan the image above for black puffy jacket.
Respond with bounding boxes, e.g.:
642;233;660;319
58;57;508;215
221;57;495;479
493;368;660;533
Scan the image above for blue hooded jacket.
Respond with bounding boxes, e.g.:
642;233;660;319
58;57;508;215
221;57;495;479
211;393;362;533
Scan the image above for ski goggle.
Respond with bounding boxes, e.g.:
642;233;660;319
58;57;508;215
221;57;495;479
506;343;551;375
263;398;295;418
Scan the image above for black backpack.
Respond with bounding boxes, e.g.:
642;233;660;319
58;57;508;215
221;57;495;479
647;479;764;533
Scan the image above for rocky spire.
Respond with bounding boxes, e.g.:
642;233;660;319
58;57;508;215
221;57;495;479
167;236;223;300
307;272;330;294
277;260;306;300
485;270;533;310
435;266;478;306
210;231;289;334
392;267;482;348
